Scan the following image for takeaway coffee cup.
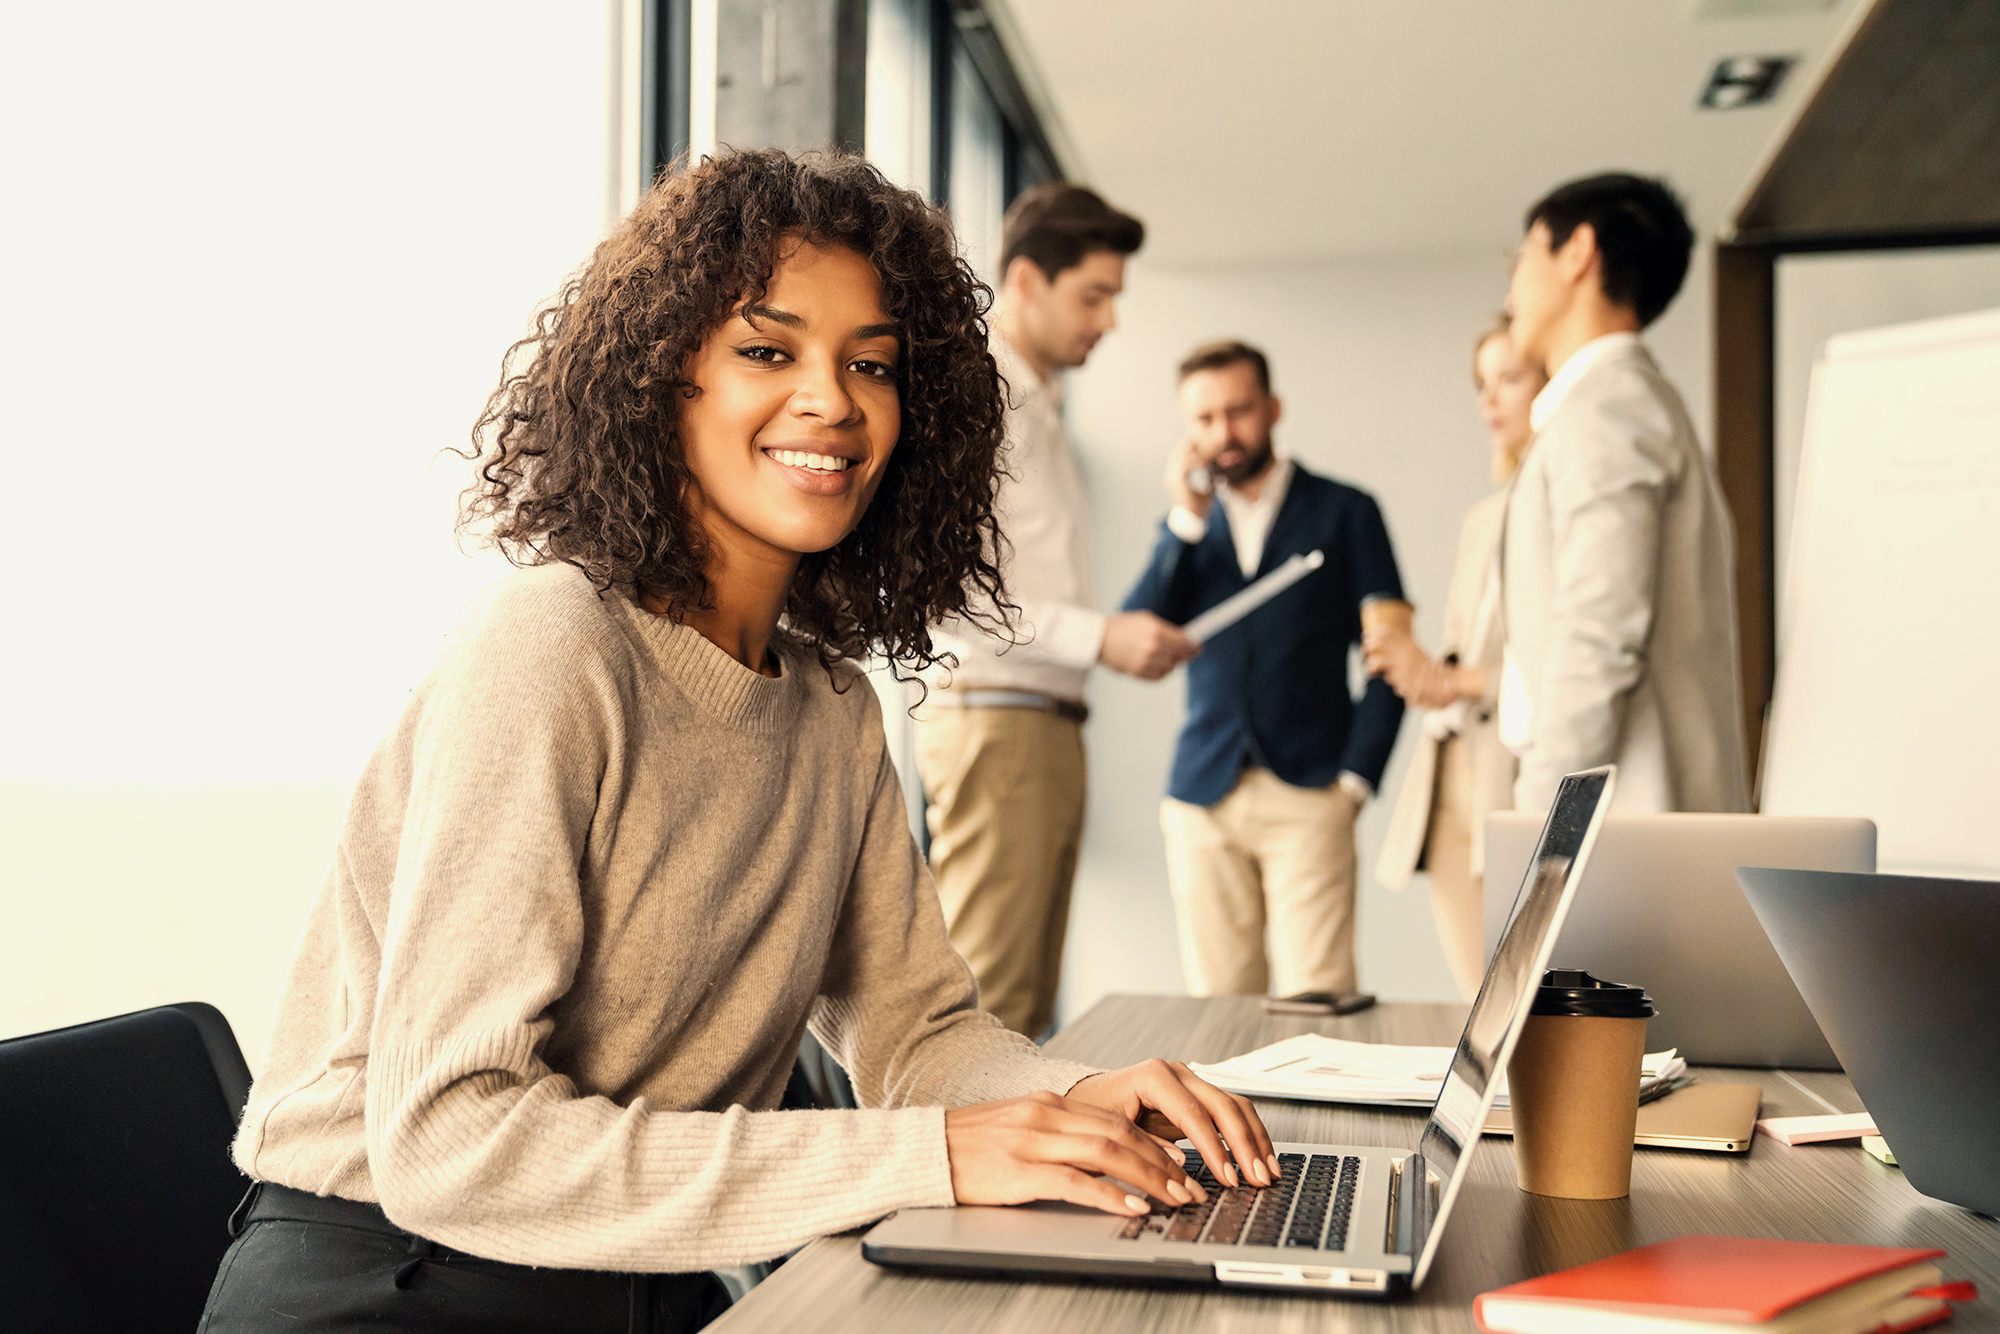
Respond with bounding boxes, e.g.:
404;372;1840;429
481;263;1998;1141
1358;594;1414;639
1506;968;1656;1199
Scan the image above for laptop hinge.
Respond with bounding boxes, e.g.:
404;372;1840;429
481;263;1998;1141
1391;1153;1428;1259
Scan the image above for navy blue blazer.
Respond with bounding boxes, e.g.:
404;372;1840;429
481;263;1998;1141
1122;465;1406;807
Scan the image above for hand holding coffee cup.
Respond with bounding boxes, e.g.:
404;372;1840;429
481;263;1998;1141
1358;593;1414;643
1506;969;1656;1200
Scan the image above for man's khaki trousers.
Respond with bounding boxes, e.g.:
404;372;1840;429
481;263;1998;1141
915;707;1085;1038
1161;767;1360;998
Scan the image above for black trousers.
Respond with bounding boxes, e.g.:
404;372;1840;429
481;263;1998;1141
198;1183;733;1334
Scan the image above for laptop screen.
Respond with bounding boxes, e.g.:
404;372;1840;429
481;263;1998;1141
1410;765;1615;1286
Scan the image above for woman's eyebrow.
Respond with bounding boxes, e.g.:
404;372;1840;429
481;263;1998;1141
740;305;897;342
742;303;803;328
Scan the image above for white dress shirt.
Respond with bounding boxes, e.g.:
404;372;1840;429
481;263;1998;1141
927;335;1105;702
1166;456;1294;577
1500;331;1644;753
1165;455;1372;801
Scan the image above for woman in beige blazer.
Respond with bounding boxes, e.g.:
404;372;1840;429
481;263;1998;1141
1367;321;1545;998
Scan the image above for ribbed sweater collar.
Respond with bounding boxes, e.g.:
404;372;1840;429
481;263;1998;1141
610;589;805;734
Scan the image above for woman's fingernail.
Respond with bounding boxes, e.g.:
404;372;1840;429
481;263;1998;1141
1251;1159;1270;1186
1268;1155;1282;1179
1167;1178;1192;1204
1125;1194;1148;1214
1223;1162;1239;1188
1167;1143;1186;1164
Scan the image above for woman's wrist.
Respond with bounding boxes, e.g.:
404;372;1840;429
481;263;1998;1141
1454;664;1487;702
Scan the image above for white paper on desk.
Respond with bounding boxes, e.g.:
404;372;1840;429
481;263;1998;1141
1189;1033;1685;1109
1755;1112;1879;1145
1181;550;1324;645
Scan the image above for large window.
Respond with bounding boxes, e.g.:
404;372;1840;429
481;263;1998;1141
1;2;617;1057
664;0;1059;217
947;40;1006;281
864;0;933;196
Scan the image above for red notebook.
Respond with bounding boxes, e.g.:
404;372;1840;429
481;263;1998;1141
1474;1235;1969;1334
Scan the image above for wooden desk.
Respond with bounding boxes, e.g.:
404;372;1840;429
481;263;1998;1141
715;996;2000;1332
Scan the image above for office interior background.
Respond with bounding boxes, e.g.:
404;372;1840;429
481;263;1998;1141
5;0;1999;1068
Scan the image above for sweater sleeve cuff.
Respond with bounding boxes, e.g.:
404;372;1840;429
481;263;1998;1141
949;1045;1102;1105
1040;1059;1105;1097
1166;506;1210;545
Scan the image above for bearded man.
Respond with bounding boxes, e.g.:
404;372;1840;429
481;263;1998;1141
1122;340;1405;1006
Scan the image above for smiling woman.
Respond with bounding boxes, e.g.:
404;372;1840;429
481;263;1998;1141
198;149;1275;1334
463;149;1011;677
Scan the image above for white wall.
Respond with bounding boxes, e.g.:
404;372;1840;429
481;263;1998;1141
1054;248;1716;1021
0;3;611;1061
1773;245;2000;641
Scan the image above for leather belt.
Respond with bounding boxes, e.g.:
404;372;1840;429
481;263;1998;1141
929;689;1088;725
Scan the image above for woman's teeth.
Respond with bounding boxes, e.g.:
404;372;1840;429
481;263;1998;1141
771;449;853;473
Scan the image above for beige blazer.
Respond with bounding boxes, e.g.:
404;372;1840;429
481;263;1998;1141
1376;488;1518;890
1501;340;1751;813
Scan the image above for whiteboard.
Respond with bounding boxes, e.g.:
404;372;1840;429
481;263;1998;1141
1761;306;2000;876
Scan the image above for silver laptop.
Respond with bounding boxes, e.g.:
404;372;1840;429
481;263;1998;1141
1483;813;1874;1069
1737;867;2000;1217
862;766;1616;1298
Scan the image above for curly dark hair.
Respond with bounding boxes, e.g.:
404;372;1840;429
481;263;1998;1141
462;148;1010;675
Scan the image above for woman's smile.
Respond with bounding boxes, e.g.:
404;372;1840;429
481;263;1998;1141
760;439;864;495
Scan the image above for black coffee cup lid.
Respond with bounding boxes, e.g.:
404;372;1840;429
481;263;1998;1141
1530;968;1656;1018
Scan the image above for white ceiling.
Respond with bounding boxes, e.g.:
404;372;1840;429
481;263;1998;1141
999;0;1866;266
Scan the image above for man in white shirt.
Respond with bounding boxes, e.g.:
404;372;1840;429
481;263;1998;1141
919;184;1194;1038
1500;173;1750;813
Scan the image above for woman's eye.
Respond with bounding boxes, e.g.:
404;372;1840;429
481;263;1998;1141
736;344;786;364
851;358;897;380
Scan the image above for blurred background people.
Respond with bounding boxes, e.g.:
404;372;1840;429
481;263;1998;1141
1500;173;1750;813
1368;318;1546;999
1123;341;1404;1004
918;184;1196;1039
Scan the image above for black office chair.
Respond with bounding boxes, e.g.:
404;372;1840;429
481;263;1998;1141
0;1002;253;1333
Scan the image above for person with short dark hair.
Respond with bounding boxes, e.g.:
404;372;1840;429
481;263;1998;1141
919;182;1190;1039
199;151;1275;1334
1123;340;1406;1003
1500;172;1749;813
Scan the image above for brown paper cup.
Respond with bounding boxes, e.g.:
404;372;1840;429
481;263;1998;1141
1359;596;1414;638
1507;1013;1647;1199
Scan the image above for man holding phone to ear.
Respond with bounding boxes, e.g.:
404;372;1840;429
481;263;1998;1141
1124;340;1405;1007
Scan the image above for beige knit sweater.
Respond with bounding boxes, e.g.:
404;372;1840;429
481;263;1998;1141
233;564;1098;1272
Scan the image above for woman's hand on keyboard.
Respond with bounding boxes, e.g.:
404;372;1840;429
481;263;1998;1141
944;1091;1205;1216
1066;1060;1279;1190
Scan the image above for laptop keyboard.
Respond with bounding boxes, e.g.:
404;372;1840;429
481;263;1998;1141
1116;1151;1362;1251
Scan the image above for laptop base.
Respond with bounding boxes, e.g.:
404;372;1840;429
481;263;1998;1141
862;1141;1413;1297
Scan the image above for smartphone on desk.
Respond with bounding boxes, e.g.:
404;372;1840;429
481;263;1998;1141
1263;991;1377;1016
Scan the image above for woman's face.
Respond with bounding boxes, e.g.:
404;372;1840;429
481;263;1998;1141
679;238;902;569
1474;332;1544;480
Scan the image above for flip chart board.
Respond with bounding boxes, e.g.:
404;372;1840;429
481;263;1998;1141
1760;306;2000;875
